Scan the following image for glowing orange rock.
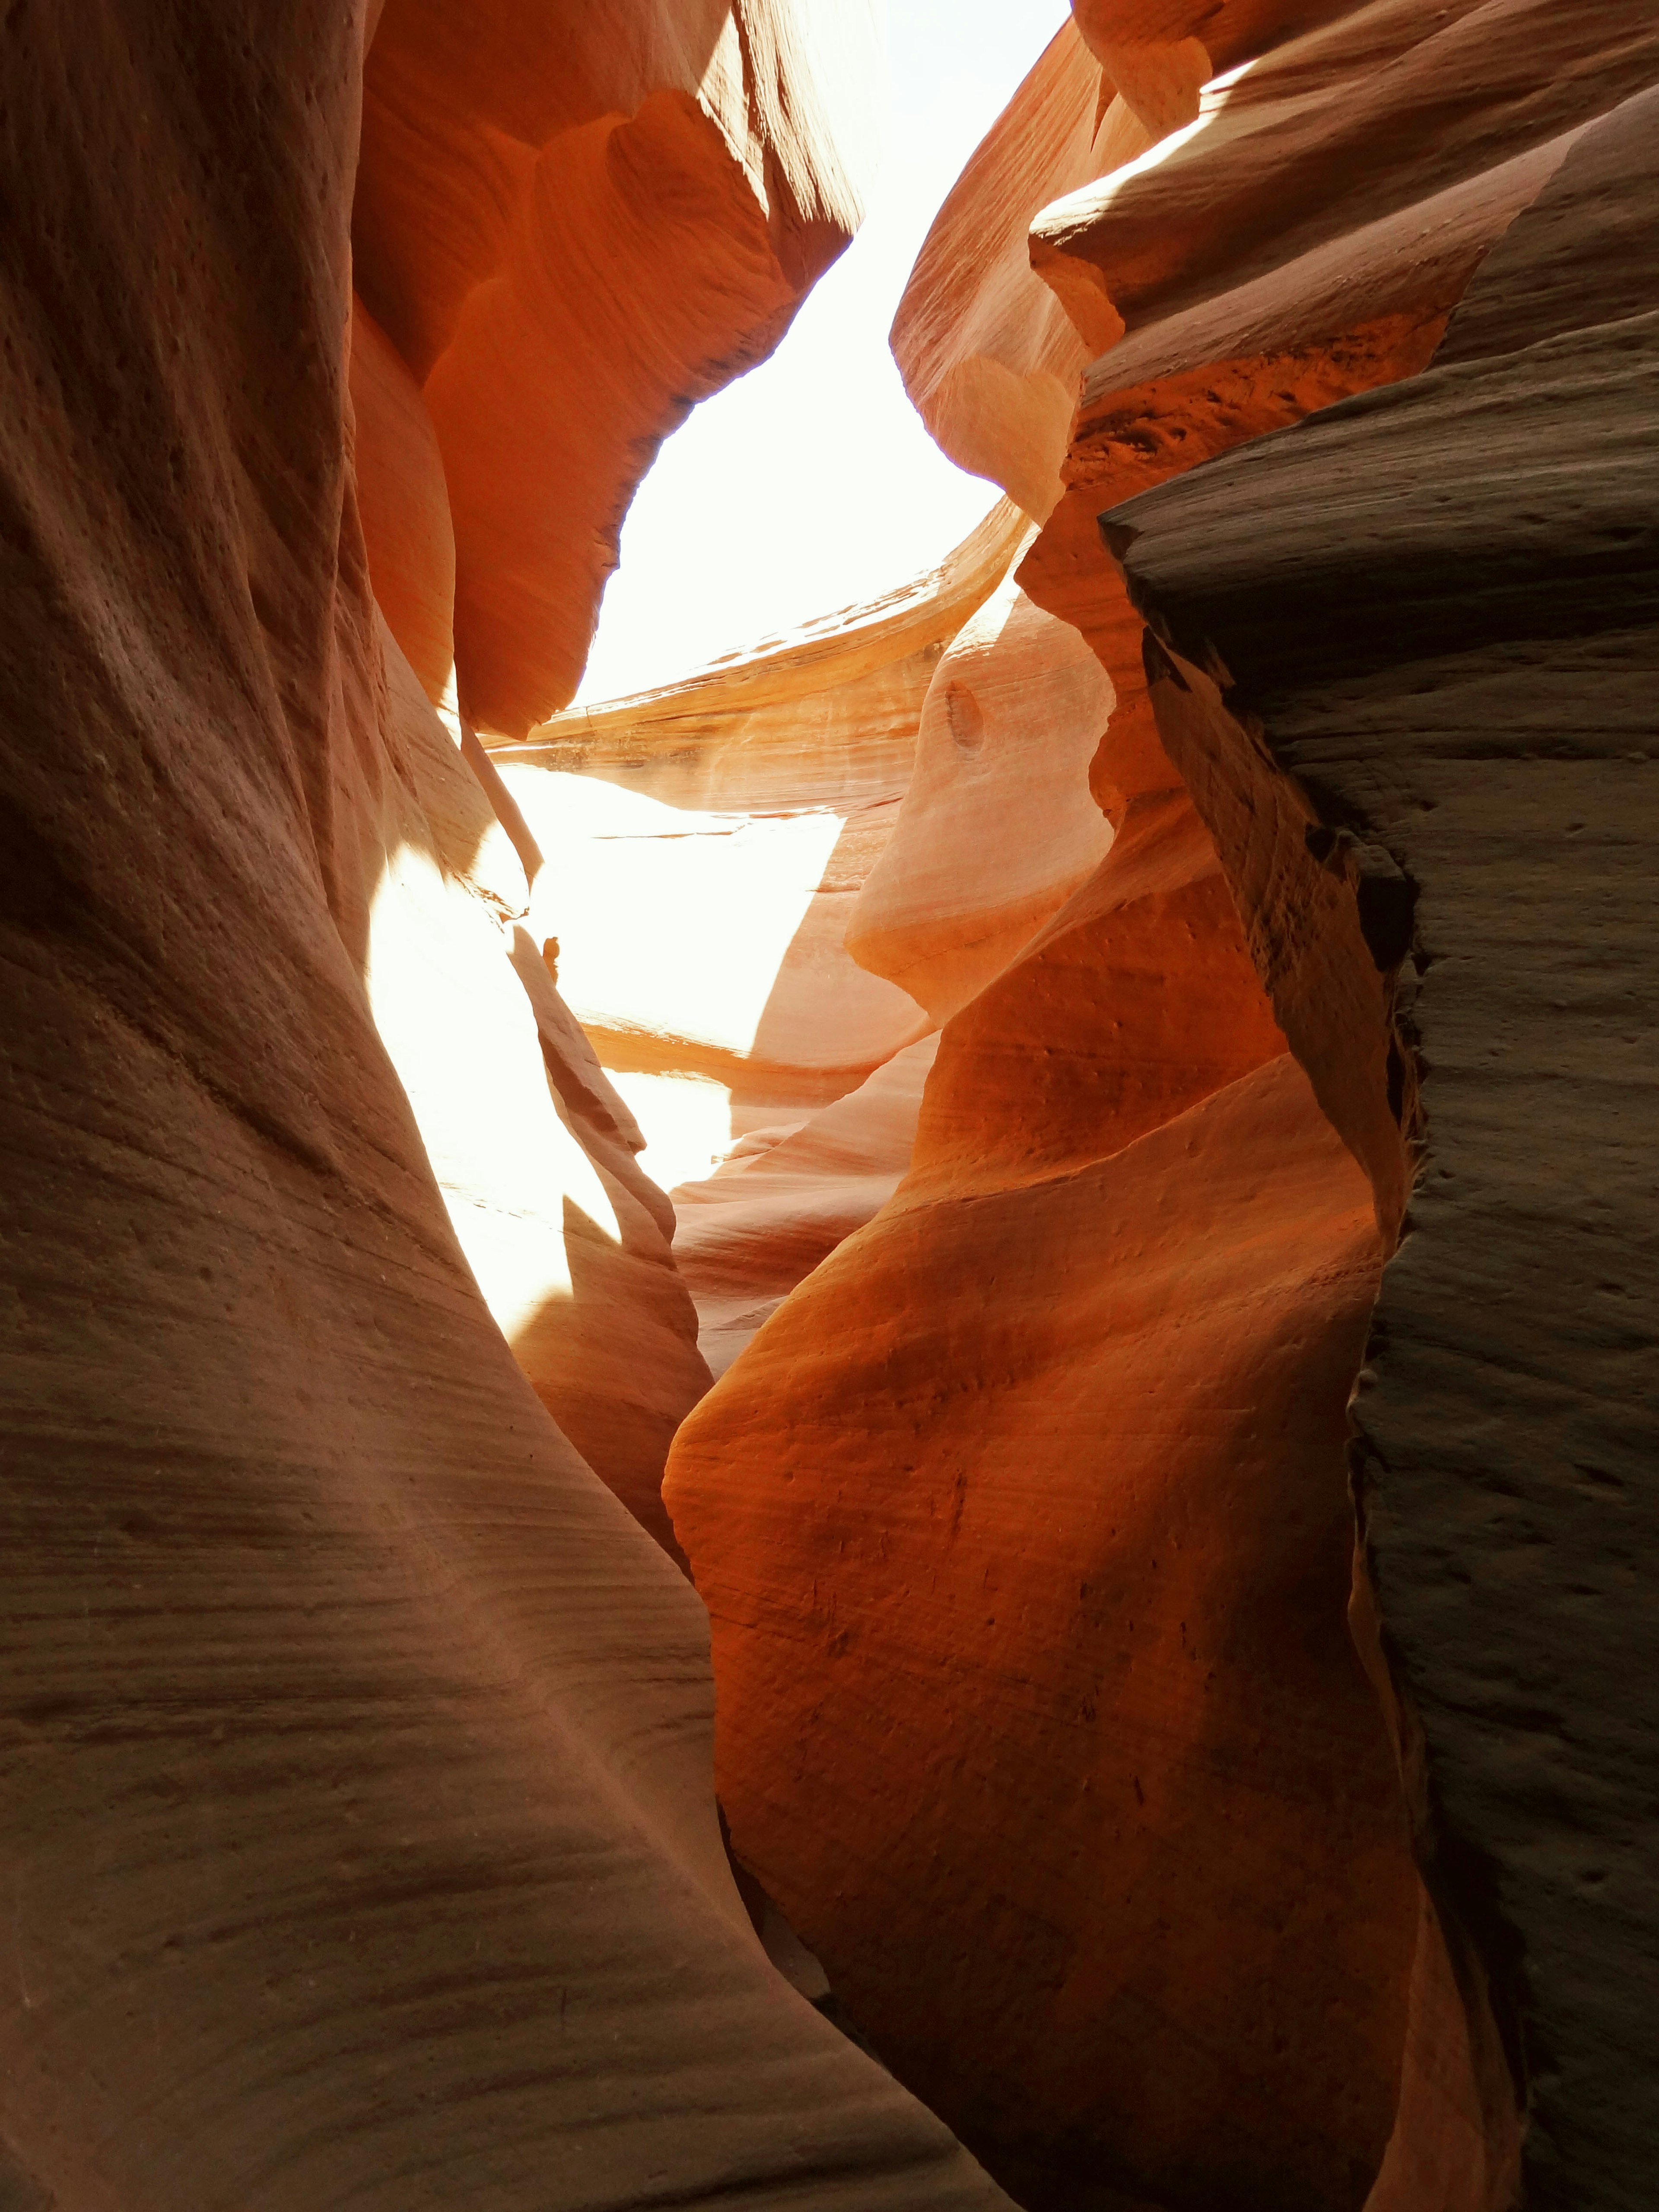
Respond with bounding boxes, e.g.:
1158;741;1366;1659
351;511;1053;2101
357;0;879;734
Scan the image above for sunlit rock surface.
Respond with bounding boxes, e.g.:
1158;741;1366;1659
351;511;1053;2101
846;563;1115;1026
0;5;1017;2208
673;1035;940;1380
668;5;1659;2210
668;698;1420;2212
355;0;880;734
364;636;709;1560
889;16;1128;522
489;502;1025;1197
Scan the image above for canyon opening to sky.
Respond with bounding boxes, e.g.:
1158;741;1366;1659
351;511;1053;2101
1;6;1655;2212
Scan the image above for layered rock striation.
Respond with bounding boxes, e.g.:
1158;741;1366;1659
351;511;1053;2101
0;5;1015;2209
668;5;1659;2210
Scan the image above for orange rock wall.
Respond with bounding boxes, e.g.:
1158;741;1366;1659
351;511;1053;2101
845;568;1115;1026
667;3;1659;2206
355;0;878;734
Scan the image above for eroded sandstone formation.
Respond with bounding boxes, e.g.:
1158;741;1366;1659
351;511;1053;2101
6;0;1656;2207
0;5;1016;2208
355;0;879;733
667;5;1659;2209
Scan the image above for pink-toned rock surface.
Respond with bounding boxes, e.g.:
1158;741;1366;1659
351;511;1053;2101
889;19;1128;521
672;1036;940;1379
846;567;1114;1025
0;5;1017;2209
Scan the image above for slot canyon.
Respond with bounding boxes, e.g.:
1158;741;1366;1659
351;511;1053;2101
1;1;1655;2208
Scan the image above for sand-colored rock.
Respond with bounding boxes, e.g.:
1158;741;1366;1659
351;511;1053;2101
846;568;1114;1024
488;503;1026;1191
889;19;1133;522
672;1035;940;1379
363;633;709;1559
0;6;1017;2208
887;3;1370;524
356;0;880;734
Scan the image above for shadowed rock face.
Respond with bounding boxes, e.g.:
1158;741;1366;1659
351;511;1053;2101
0;4;1017;2208
667;7;1659;2212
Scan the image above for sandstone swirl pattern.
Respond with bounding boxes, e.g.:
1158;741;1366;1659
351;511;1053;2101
0;5;1014;2209
666;6;1659;2210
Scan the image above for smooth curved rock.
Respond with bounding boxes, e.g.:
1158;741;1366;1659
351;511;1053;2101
846;566;1114;1026
889;19;1133;521
489;503;1027;1190
357;0;880;733
0;6;1013;2208
668;1039;1419;2212
348;291;457;705
672;1034;940;1379
666;669;1419;2206
670;7;1659;2209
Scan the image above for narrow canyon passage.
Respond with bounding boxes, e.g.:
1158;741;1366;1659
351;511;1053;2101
1;6;1655;2212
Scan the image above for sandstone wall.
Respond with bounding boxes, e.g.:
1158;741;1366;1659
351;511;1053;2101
355;0;880;734
0;5;1016;2208
667;5;1659;2208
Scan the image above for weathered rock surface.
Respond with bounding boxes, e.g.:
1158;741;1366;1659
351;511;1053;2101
0;5;1015;2208
672;1034;940;1379
1107;76;1659;2206
490;503;1025;1191
356;0;880;734
668;6;1659;2210
667;684;1420;2209
846;565;1114;1025
890;17;1129;521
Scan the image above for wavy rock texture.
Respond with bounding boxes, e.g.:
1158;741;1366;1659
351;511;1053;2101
672;1034;940;1380
846;563;1115;1025
889;17;1126;521
355;0;880;734
1107;75;1659;2209
669;6;1659;2210
667;708;1420;2212
0;5;1017;2209
487;503;1025;1196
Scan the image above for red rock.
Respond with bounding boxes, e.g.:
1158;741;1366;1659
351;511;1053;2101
668;6;1659;2208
